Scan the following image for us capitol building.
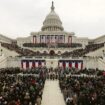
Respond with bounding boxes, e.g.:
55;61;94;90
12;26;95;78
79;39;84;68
0;2;105;70
17;2;89;50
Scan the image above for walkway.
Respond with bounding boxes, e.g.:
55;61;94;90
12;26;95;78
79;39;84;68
41;80;66;105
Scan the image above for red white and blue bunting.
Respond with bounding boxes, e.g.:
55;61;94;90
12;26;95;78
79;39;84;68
58;60;83;70
21;60;46;69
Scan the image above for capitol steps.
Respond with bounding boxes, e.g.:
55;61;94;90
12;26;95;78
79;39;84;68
41;80;66;105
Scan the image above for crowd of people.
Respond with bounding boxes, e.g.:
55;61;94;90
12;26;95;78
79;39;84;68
0;67;47;105
23;43;82;48
23;43;47;48
1;43;35;56
1;42;104;57
0;66;105;105
62;43;104;57
59;69;105;105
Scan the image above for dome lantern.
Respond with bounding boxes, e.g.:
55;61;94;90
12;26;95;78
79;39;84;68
41;1;64;31
51;1;55;11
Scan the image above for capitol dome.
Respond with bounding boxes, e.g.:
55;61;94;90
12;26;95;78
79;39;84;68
41;2;64;31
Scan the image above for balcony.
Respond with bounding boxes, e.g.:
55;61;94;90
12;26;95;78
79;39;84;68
23;43;82;48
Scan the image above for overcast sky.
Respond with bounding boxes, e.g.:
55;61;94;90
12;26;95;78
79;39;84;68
0;0;105;39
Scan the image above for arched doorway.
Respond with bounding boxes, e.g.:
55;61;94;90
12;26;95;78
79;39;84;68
50;50;55;56
58;51;61;55
36;51;40;56
43;51;47;54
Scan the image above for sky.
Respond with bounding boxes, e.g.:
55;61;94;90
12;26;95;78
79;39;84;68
0;0;105;39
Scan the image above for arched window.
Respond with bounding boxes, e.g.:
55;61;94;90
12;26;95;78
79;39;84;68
58;51;61;55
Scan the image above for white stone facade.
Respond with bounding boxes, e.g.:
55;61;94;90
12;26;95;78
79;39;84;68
17;36;31;47
1;2;105;71
16;2;89;48
0;34;13;44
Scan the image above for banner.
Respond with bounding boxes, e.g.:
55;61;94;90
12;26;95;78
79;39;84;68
21;60;46;69
32;61;35;68
35;62;38;67
66;62;69;68
63;61;66;68
23;62;26;70
72;62;75;68
58;60;83;70
29;62;33;69
75;62;78;69
78;62;82;70
69;62;72;68
42;62;45;66
59;62;63;67
38;61;42;67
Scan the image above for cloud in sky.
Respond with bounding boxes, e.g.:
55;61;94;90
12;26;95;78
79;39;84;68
0;0;105;39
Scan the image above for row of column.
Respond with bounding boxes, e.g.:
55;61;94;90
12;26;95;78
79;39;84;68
40;35;65;43
33;35;72;44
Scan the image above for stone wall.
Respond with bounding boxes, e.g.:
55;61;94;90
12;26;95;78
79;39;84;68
0;55;7;68
0;45;19;57
7;57;21;68
4;56;105;71
83;57;98;69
